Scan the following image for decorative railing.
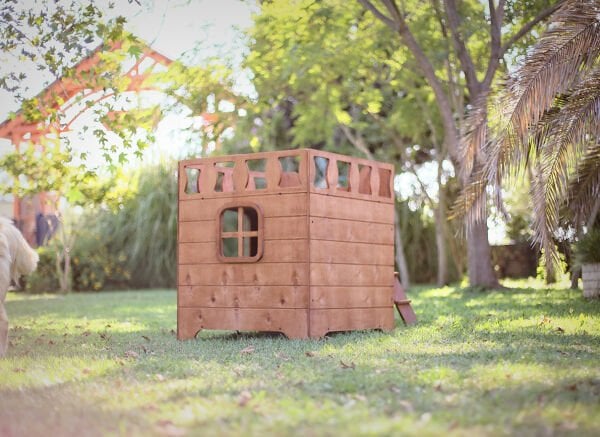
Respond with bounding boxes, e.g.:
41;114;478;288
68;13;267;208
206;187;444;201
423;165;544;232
179;149;393;202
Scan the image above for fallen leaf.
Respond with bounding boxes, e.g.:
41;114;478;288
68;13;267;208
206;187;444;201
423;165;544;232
340;360;355;369
275;352;290;361
124;350;139;359
156;419;186;437
237;390;252;407
240;345;255;354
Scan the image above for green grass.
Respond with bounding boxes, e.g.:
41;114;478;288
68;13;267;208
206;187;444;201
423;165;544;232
1;280;599;436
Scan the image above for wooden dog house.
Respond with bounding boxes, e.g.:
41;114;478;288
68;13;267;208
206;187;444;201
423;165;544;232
177;148;400;339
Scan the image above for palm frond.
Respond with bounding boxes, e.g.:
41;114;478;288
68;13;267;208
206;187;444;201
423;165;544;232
568;141;600;226
488;0;600;184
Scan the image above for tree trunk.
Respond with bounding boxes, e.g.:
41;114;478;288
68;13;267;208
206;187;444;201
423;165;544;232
466;219;499;288
435;157;448;286
394;207;410;289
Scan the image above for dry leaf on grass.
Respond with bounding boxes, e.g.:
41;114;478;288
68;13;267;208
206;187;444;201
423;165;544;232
240;345;255;354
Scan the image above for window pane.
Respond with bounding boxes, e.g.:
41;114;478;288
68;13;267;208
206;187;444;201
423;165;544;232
222;238;238;257
313;156;329;189
242;207;258;231
222;208;238;232
242;237;258;257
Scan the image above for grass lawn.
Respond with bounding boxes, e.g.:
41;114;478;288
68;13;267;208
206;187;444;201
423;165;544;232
1;280;599;436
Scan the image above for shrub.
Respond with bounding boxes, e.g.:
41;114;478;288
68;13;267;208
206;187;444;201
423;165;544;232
576;228;600;265
24;247;60;293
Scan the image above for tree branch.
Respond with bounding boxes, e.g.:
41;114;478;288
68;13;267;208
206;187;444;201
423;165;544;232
356;0;397;31
361;0;460;160
443;0;480;95
500;0;564;57
481;0;505;91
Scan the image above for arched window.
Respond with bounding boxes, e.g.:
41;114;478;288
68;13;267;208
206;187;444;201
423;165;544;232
218;204;263;262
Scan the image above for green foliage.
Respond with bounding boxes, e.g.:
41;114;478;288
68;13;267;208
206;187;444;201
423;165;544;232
24;247;59;293
575;228;600;265
2;283;599;434
78;161;177;289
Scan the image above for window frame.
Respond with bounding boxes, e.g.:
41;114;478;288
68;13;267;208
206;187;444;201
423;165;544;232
216;202;264;263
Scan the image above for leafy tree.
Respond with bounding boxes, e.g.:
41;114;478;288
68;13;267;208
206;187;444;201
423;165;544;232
241;0;465;286
459;0;600;278
359;0;561;288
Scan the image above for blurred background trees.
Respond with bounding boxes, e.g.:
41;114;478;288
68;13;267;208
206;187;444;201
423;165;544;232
4;0;596;292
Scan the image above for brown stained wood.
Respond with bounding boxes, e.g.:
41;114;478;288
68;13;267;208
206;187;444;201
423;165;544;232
349;162;360;194
394;273;417;325
310;286;393;308
233;158;248;192
179;263;309;286
180;239;309;264
358;165;371;195
199;164;217;194
309;307;395;338
180;216;308;243
178;307;309;339
178;148;400;339
310;194;394;224
326;156;338;195
310;264;394;287
310;217;394;244
266;156;282;189
370;165;380;198
280;172;301;188
179;284;309;308
310;240;394;266
180;193;308;221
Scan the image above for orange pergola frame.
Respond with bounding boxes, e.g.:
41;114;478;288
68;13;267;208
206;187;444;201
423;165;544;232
0;39;173;245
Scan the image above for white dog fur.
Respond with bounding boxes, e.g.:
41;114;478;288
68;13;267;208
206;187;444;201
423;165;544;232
0;217;39;357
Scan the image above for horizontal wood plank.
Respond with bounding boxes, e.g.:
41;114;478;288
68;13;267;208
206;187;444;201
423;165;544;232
310;217;394;245
309;194;394;224
309;307;395;338
180;193;308;221
310;286;393;308
178;307;309;339
310;264;394;287
179;263;309;286
178;285;308;308
310;240;394;265
179;216;308;243
179;240;309;265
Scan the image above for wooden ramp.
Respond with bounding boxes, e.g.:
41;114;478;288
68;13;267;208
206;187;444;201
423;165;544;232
394;273;417;325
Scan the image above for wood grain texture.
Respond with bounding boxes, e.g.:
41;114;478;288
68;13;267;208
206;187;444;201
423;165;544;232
179;285;309;308
179;240;309;264
309;217;394;244
180;216;308;243
310;286;393;308
177;307;309;339
309;307;395;338
309;194;394;224
179;263;309;286
180;193;308;221
310;264;394;287
309;240;394;266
